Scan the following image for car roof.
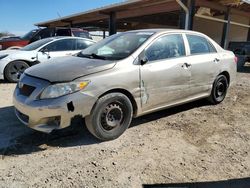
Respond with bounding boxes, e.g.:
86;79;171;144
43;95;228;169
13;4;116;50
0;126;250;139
127;29;205;36
46;36;95;42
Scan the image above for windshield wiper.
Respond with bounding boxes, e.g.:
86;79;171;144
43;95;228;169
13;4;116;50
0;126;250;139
78;53;107;60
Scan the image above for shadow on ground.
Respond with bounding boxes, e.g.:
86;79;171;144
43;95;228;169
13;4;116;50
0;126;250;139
143;177;250;188
0;99;209;156
0;80;11;84
237;64;250;73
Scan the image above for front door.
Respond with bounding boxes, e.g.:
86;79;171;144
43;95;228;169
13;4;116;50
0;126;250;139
37;38;77;63
140;34;191;112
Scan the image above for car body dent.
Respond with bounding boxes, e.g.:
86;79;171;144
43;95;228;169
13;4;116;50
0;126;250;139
13;74;97;133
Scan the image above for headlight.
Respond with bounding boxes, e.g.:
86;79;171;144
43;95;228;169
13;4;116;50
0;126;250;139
0;54;8;60
40;81;89;99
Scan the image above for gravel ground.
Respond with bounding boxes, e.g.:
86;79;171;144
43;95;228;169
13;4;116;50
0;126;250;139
0;71;249;188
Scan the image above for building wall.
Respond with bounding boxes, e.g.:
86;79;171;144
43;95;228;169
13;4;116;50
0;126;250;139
193;16;224;44
193;13;249;46
228;14;249;42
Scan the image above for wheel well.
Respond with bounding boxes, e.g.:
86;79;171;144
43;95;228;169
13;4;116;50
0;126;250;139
219;71;230;85
3;60;32;79
99;89;138;116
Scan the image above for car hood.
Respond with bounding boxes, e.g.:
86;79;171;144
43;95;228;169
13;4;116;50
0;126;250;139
0;49;19;56
25;56;117;82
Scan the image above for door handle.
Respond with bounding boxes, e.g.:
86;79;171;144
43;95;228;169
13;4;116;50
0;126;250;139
182;62;191;68
214;58;220;62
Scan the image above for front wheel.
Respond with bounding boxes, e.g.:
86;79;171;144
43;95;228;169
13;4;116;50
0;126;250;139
4;61;30;82
208;75;228;105
85;93;133;141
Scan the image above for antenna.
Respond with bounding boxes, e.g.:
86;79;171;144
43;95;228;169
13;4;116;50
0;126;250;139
57;12;61;18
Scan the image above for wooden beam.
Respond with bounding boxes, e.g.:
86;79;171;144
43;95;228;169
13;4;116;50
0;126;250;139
116;1;180;20
196;0;250;17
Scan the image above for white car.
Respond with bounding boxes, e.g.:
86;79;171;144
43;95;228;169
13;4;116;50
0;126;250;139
0;37;95;82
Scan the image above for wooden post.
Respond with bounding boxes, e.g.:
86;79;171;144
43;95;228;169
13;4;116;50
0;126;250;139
188;0;195;30
103;30;106;39
109;12;117;35
221;7;231;49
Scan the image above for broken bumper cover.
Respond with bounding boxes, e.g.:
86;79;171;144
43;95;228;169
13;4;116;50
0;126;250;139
13;88;96;133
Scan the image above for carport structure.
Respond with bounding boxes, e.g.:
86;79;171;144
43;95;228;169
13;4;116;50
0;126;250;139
36;0;250;48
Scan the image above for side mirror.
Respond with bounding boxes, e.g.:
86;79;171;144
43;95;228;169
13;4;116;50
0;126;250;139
40;48;50;59
40;48;48;54
140;56;148;66
139;50;148;66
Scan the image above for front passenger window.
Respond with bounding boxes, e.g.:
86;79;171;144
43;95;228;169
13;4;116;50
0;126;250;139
145;34;185;62
44;39;75;52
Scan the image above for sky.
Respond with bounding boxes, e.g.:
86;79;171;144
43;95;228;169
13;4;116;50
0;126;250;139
0;0;123;36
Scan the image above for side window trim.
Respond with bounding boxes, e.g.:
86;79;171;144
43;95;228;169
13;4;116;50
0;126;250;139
182;34;191;56
142;33;186;63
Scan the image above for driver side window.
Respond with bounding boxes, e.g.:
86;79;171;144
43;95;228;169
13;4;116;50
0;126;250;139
145;34;185;62
43;39;75;52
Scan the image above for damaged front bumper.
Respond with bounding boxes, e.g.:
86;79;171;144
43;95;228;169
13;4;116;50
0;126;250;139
13;75;96;133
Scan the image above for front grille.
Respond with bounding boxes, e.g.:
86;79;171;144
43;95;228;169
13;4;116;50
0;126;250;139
19;84;36;97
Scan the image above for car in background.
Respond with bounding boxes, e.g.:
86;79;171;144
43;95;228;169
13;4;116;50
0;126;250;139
228;41;250;71
13;29;236;141
0;27;92;50
0;29;40;50
0;36;95;82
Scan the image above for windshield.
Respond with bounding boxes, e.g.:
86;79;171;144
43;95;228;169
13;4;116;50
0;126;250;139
21;29;39;40
20;38;53;51
78;32;154;60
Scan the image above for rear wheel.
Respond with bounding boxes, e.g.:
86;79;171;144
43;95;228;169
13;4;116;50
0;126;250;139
85;93;133;141
4;61;29;82
208;75;228;104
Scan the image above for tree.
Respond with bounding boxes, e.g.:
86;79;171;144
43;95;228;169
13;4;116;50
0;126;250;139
0;31;15;38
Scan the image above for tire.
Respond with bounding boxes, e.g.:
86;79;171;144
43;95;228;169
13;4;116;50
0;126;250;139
208;75;228;105
85;93;133;141
4;61;30;82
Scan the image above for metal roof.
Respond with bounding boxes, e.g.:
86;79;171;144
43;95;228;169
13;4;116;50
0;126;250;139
35;0;250;28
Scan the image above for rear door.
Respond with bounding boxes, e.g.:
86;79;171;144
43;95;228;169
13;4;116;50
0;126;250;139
184;34;219;97
140;34;191;112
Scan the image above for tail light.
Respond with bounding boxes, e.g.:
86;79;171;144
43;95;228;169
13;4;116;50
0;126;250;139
234;56;238;64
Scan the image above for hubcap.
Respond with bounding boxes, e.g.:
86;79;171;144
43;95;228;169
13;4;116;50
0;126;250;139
9;63;27;81
101;102;124;131
215;78;227;100
216;82;225;97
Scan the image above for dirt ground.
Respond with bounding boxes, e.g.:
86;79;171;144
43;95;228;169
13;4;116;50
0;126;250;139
0;71;249;188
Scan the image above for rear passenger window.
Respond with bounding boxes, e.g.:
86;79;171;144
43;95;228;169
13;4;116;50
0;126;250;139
56;29;71;36
187;35;216;55
145;34;185;62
